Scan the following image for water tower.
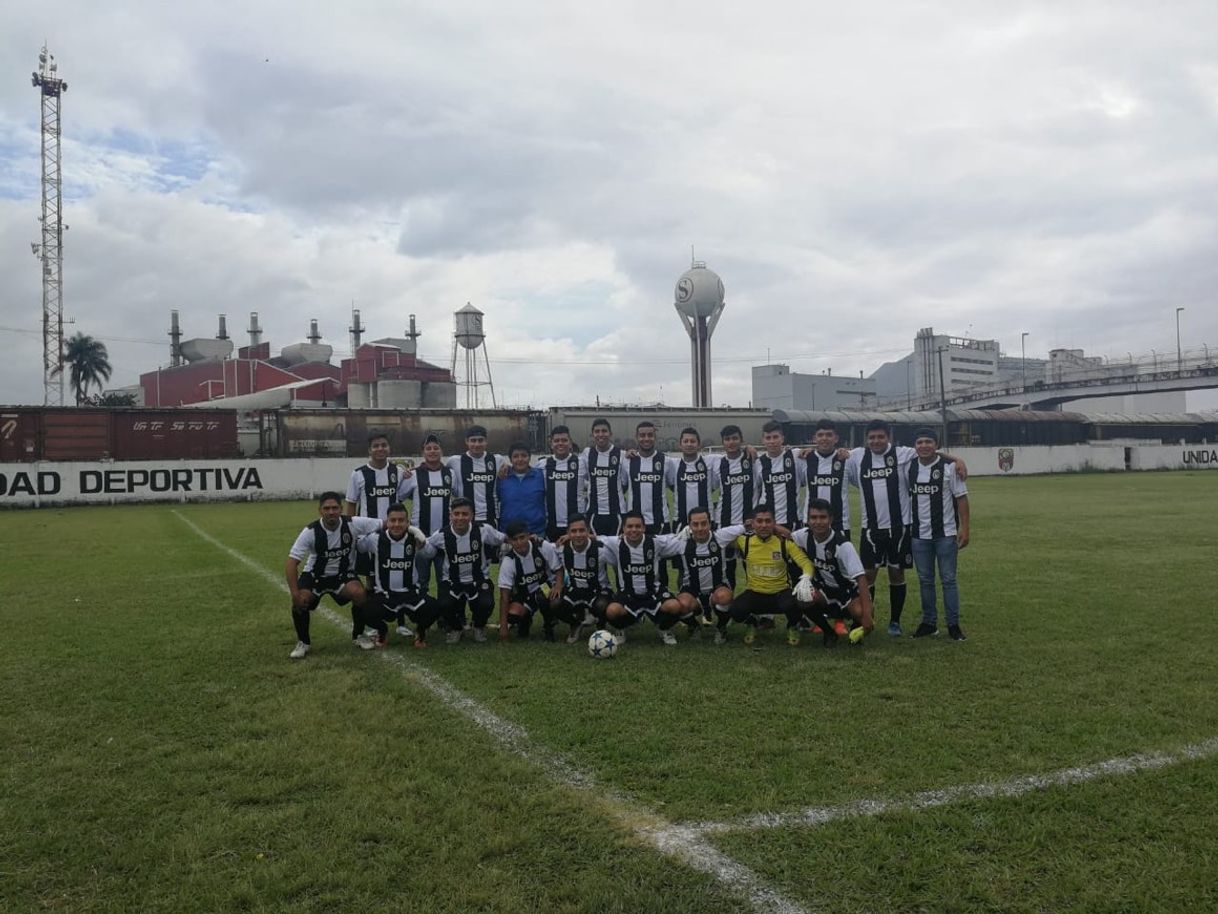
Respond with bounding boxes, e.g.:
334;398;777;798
450;303;497;408
674;260;726;407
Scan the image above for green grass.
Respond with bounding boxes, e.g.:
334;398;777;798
2;472;1217;913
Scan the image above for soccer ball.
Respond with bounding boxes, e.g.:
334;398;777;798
587;630;618;659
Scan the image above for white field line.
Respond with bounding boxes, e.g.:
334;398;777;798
684;736;1218;836
173;511;811;914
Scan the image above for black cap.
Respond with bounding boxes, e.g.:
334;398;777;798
423;433;440;446
913;427;939;443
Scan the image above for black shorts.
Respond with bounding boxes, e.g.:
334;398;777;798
643;521;673;537
836;529;852;543
380;589;432;613
507;589;549;614
545;524;568;543
818;585;861;618
860;526;912;569
589;514;621;536
563;589;608;610
440;580;494;603
354;552;374;576
613;590;674;617
298;571;359;605
678;589;725;614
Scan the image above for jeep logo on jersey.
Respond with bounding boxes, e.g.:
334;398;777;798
636;472;663;483
468;472;496;483
725;472;752;486
998;448;1015;472
912;483;941;494
676;277;694;302
422;485;451;497
861;467;893;480
769;471;792;483
550;470;578;481
369;485;396;497
383;558;414;570
687;554;720;568
453;552;479;564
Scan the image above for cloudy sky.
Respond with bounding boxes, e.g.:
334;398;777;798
2;1;1217;409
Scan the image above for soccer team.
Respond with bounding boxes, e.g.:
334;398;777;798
284;417;971;659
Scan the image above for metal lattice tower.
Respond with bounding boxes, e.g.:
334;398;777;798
31;45;68;406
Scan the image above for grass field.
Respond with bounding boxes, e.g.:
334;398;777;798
3;472;1217;913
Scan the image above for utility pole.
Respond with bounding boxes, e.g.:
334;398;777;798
1176;307;1184;372
31;45;68;406
937;346;949;446
1020;331;1029;402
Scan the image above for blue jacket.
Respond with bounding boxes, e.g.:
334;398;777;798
497;467;546;535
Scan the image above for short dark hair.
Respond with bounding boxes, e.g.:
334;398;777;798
680;426;700;441
636;420;656;432
386;502;408;515
465;425;488;439
621;510;645;524
450;496;474;512
591;417;612;431
505;521;530;538
751;503;774;518
509;441;530;457
806;497;834;518
866;419;891;435
762;420;783;435
913;427;939;444
318;491;343;506
368;432;390;446
550;425;570;438
566;513;588;528
686;506;711;523
720;424;742;439
815;419;836;432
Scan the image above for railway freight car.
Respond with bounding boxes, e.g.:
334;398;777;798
548;406;772;451
267;408;547;458
0;407;239;462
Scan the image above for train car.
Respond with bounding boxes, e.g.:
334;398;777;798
548;406;772;451
270;408;546;458
0;407;238;462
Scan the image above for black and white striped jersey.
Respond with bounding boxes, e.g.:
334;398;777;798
679;525;744;594
847;445;916;531
399;464;454;535
667;455;719;527
583;445;628;518
426;523;507;588
628;452;670;526
344;462;410;520
561;540;612;592
535;453;588;529
357;530;436;594
498;541;562;594
289;516;382;576
446;452;508;525
792;528;865;597
599;534;684;595
805;449;850;532
754;448;806;526
716;452;755;527
908;458;967;539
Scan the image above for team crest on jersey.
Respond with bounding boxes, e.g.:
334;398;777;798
342;533;351;545
833;460;842;471
886;455;895;467
931;468;941;480
999;448;1015;472
771;550;782;560
784;455;792;469
610;454;618;466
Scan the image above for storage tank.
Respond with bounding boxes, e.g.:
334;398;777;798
377;379;423;408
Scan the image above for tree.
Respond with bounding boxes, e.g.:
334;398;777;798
58;333;113;405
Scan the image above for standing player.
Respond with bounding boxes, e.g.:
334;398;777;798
497;521;565;641
285;492;384;659
537;425;587;541
793;499;874;643
907;428;971;641
356;503;441;647
673;507;743;643
754;421;806;531
497;442;547;535
728;504;834;647
446;425;509;530
627;421;670;535
398;433;452;593
426;496;507;644
804;419;851;539
667;427;719;530
846;419;967;637
599;511;688;645
552;514;613;643
583;417;629;537
715;424;754;587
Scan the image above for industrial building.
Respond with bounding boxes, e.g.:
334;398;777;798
751;364;877;411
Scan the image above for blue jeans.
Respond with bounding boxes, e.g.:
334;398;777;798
911;536;960;626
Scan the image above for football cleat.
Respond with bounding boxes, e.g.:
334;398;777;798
912;623;939;638
786;627;801;646
948;624;967;642
887;621;903;637
396;624;414;639
289;641;310;660
849;626;867;645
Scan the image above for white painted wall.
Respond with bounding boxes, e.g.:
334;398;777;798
1128;444;1218;470
944;445;1125;476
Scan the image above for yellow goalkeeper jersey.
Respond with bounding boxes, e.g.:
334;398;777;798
734;533;814;594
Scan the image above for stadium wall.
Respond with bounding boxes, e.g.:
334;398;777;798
3;445;1214;508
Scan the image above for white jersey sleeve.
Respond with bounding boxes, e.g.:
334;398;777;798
481;525;507;548
948;464;968;498
653;534;686;559
497;556;518;590
895;445;918;467
836;541;866;581
349;517;383;537
344;470;362;506
714;524;746;546
791;528;810;552
288;526;315;562
541;541;563;573
356;532;379;555
397;472;417;502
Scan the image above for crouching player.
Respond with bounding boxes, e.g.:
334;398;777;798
498;521;564;641
674;507;744;644
554;514;613;643
793;499;874;645
426;497;507;644
730;504;836;647
599;511;688;645
285;491;383;659
357;502;442;648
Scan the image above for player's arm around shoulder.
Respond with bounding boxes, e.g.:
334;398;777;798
351;517;383;536
355;532;378;555
715;524;745;545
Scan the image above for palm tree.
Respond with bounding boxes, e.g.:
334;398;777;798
58;333;113;405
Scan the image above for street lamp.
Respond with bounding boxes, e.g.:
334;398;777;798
1020;331;1029;398
1176;307;1185;372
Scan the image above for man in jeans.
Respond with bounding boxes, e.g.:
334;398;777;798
907;428;971;641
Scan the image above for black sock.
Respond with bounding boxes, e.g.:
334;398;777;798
868;583;876;604
657;614;682;631
890;583;907;623
292;608;311;644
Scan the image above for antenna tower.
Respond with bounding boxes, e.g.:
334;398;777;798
31;45;68;406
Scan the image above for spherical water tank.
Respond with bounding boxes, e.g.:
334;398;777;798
454;304;485;350
674;263;725;318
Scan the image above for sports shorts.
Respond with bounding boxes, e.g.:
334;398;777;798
298;571;359;605
613;590;674;617
860;526;912;569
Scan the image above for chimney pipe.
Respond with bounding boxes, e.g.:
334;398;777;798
350;308;364;351
308;319;321;345
217;313;229;341
247;311;262;347
169;310;182;368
